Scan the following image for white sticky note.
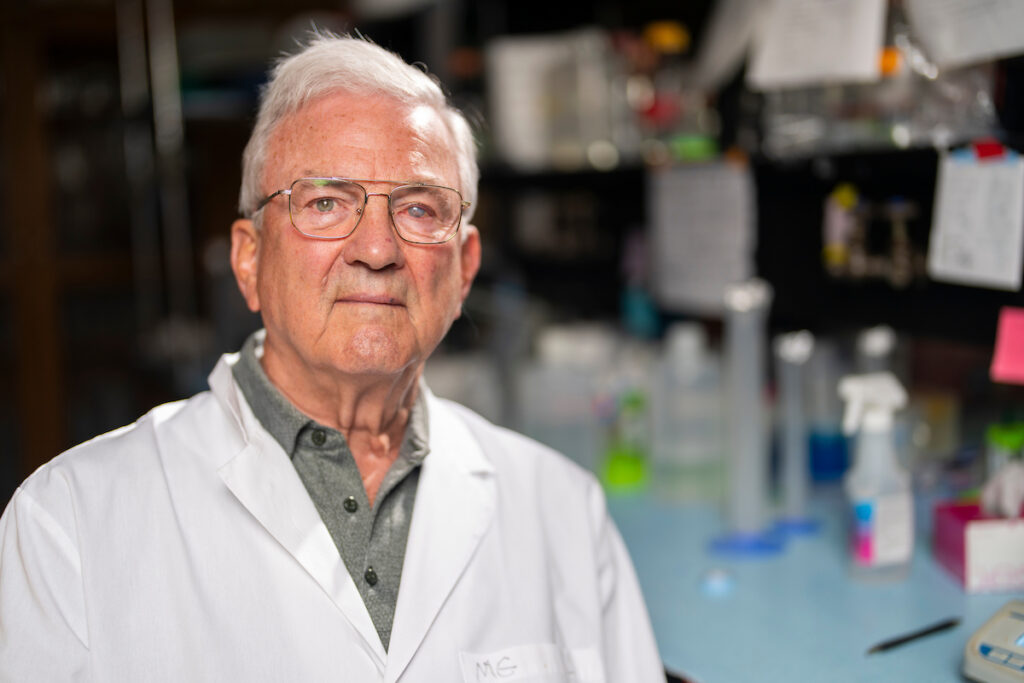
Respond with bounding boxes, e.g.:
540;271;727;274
906;0;1024;70
747;0;887;90
648;162;756;315
927;152;1024;291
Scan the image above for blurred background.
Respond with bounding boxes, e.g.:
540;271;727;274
4;0;1024;509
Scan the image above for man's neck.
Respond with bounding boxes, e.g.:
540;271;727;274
259;348;422;506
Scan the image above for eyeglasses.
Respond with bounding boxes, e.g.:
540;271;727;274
253;177;470;245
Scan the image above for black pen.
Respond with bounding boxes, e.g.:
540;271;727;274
866;617;962;654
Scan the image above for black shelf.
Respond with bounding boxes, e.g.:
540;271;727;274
755;146;1024;346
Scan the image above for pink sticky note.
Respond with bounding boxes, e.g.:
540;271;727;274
991;307;1024;384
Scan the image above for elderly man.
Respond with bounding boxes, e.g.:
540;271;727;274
0;34;663;681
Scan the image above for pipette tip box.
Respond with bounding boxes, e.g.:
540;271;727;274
933;501;1024;593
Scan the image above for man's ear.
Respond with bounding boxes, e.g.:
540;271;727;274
458;224;481;303
230;218;262;313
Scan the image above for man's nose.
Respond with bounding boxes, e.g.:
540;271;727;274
341;193;404;270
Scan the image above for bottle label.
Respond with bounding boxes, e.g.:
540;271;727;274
852;494;913;567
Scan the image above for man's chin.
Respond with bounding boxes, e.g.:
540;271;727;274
329;334;420;378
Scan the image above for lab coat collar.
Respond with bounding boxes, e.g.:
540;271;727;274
208;355;388;668
385;387;496;681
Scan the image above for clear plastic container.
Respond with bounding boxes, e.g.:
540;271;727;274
650;323;724;502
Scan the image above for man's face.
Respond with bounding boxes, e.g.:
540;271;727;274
231;91;480;383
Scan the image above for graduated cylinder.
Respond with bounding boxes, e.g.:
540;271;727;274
722;279;773;536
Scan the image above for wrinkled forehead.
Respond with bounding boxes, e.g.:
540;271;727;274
265;92;460;188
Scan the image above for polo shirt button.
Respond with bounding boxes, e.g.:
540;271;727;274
343;496;358;513
364;566;378;586
311;429;326;446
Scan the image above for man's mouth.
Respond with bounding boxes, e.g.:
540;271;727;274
336;293;403;306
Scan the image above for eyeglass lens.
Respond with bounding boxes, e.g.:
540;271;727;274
289;178;462;243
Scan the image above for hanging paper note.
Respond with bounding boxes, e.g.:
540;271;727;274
648;161;756;315
747;0;887;90
905;0;1024;70
991;307;1024;385
927;149;1024;291
690;0;770;90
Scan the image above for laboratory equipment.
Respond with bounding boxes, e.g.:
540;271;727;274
711;279;782;555
840;371;913;580
650;322;724;502
822;183;859;277
518;323;616;474
808;339;849;481
773;330;817;533
856;324;923;469
964;600;1024;683
758;0;997;160
883;197;919;289
856;324;898;374
600;339;656;494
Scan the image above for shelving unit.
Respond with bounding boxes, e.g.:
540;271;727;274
756;147;1024;347
0;1;348;503
4;1;1024;507
476;164;647;320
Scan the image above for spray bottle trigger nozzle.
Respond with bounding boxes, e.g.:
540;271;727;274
838;372;907;436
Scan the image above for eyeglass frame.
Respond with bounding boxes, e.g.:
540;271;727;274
251;177;471;245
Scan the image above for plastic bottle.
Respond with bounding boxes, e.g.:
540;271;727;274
822;183;858;277
856;325;898;375
855;325;914;470
808;339;849;482
518;323;616;474
839;372;914;581
650;322;724;502
600;339;655;495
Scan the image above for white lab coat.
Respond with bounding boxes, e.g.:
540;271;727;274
0;353;664;682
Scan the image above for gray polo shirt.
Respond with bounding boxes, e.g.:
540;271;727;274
231;331;428;651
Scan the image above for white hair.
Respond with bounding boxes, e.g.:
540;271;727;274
238;31;479;228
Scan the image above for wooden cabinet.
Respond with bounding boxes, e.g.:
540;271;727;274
1;5;167;501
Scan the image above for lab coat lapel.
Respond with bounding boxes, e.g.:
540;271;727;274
385;393;496;682
209;358;387;665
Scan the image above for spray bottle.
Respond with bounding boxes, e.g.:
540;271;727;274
839;372;913;581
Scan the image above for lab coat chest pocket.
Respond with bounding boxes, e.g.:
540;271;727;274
458;644;605;683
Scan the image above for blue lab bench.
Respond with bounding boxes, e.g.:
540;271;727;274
608;488;1022;682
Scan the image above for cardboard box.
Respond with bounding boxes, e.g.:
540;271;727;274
933;501;1024;593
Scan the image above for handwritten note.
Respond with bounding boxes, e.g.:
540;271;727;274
648;161;756;315
747;0;887;90
906;0;1024;69
927;151;1024;291
459;644;604;683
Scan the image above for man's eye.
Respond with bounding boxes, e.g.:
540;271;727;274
314;197;337;212
407;204;429;219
